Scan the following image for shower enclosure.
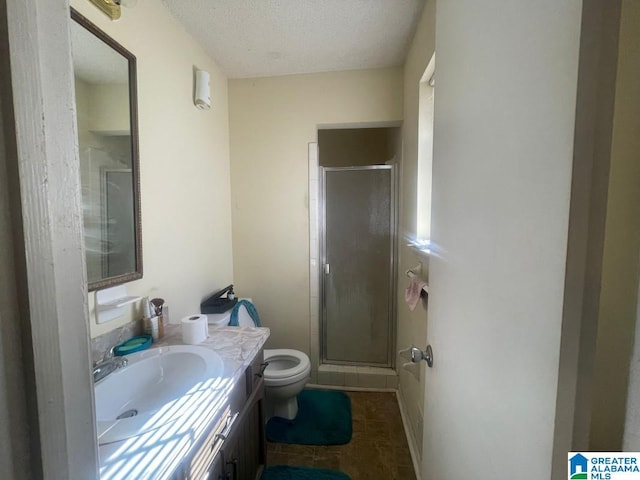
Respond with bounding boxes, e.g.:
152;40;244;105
320;165;396;367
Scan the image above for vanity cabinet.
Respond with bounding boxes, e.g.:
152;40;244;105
178;349;267;480
214;349;268;480
213;396;265;480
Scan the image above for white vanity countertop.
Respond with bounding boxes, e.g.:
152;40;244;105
98;325;270;480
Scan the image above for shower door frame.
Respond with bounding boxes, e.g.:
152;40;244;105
319;165;398;368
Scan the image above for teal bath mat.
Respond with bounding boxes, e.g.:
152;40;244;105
266;390;352;445
262;465;351;480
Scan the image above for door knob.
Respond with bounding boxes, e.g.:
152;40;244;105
324;263;330;275
410;345;434;368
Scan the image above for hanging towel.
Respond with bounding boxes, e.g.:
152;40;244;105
405;276;428;311
229;300;262;327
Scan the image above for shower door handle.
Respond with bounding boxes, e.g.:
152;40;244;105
324;263;330;275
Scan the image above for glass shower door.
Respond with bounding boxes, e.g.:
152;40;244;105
321;166;395;366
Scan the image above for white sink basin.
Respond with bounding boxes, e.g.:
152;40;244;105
94;345;224;445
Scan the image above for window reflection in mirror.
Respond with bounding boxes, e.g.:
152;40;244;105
70;9;142;290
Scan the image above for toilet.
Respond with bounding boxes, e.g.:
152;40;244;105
262;349;310;420
206;300;311;420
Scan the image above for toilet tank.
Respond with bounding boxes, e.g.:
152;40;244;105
205;298;255;327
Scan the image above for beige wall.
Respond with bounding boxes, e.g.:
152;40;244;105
593;0;640;448
609;0;640;450
625;278;640;450
88;83;130;133
550;0;624;470
70;0;233;338
75;79;104;150
229;68;402;354
395;0;436;462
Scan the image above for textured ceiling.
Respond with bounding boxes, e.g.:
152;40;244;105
161;0;426;79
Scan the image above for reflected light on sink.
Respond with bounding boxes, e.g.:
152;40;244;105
100;375;235;480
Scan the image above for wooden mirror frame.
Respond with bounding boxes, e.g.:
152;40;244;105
71;8;143;291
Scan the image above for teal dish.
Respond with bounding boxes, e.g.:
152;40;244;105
113;335;153;356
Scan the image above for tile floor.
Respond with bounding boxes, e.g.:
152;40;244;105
266;391;416;480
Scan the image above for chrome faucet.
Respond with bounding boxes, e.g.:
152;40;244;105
93;345;128;383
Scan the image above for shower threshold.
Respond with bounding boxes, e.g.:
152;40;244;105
315;364;398;390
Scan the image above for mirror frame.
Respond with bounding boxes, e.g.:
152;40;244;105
71;8;143;291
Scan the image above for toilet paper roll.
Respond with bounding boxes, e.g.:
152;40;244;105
181;314;208;344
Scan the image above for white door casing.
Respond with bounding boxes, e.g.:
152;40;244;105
5;0;99;477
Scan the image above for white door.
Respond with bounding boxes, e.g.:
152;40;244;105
421;1;583;479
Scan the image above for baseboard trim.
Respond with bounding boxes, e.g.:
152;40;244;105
305;383;396;393
396;390;422;480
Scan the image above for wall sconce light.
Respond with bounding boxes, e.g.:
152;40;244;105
87;0;137;21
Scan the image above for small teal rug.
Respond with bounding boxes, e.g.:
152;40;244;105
262;466;351;480
266;390;352;445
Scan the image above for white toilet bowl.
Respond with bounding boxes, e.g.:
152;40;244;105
207;300;311;420
263;349;310;420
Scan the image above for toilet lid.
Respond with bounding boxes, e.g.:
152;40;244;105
263;349;310;380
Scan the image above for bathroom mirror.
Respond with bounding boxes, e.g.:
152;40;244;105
70;9;142;291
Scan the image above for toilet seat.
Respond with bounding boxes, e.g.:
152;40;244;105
263;349;311;387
